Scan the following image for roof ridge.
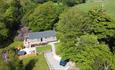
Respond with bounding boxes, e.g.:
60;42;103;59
27;30;56;39
28;30;55;34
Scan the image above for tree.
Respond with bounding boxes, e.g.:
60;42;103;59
0;47;24;70
88;8;115;53
20;0;37;15
92;57;112;70
23;1;64;31
0;0;22;47
76;35;112;70
56;7;92;42
0;0;11;47
0;22;9;42
57;34;113;70
56;6;114;69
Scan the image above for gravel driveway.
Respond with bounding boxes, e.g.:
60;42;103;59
44;52;69;70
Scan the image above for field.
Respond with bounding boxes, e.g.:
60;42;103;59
76;0;115;19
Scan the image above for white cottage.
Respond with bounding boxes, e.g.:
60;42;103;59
24;30;56;48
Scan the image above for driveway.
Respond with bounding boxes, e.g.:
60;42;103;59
44;42;71;70
44;52;70;70
48;42;61;61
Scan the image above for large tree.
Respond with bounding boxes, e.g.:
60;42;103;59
56;7;114;69
0;0;22;47
23;1;64;31
0;0;13;47
88;8;115;53
56;7;92;42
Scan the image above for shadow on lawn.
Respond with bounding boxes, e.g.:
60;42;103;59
25;59;37;70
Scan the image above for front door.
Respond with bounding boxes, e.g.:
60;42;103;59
41;38;43;42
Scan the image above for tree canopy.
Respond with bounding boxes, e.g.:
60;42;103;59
0;47;24;70
0;0;115;70
56;6;115;70
22;1;64;31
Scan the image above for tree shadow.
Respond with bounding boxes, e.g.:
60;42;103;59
25;59;37;70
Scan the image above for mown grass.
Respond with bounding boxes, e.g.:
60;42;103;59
22;54;49;70
55;43;62;55
76;0;115;19
36;45;51;53
8;40;23;48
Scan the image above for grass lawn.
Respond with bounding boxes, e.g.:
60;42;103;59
36;45;51;53
76;0;115;19
8;40;23;48
55;43;62;55
22;54;49;70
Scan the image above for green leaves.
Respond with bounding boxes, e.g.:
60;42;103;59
57;7;92;43
0;47;24;70
79;35;98;46
23;1;64;32
75;35;112;70
56;6;114;69
0;22;9;42
88;8;115;53
0;0;22;47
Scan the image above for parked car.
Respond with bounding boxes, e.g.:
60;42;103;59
59;59;69;66
17;51;26;56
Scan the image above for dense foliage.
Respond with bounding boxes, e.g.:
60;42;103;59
56;6;115;70
0;0;115;70
88;8;115;53
0;0;22;47
22;1;64;31
0;0;13;47
0;48;24;70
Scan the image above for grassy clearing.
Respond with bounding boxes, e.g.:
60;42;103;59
22;54;49;70
55;43;62;55
8;40;23;48
36;45;51;53
76;0;115;19
104;0;115;19
19;54;37;60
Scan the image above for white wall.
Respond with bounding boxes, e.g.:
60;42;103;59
43;36;56;42
24;36;57;48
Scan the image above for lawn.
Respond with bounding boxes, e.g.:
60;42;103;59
8;40;23;48
55;43;62;55
22;54;49;70
36;45;51;53
76;0;115;19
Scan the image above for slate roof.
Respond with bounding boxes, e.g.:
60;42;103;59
27;30;56;39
